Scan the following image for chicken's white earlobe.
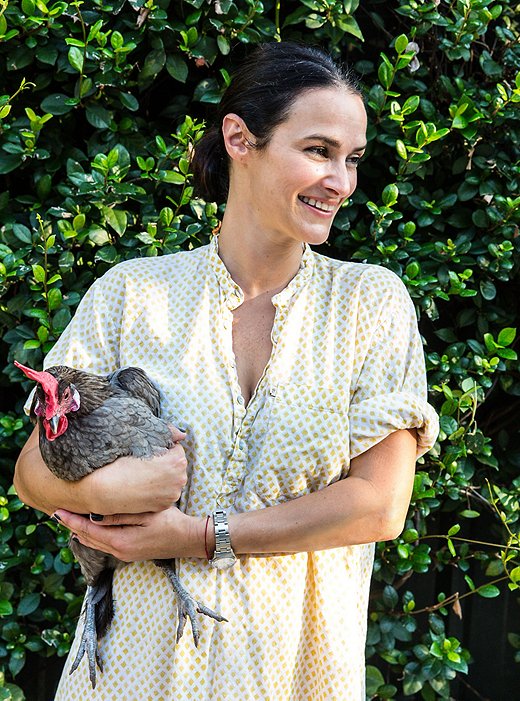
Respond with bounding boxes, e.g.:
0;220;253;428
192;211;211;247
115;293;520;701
71;386;81;412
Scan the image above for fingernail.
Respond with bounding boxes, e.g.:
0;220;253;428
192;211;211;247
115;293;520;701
90;513;104;522
52;513;62;522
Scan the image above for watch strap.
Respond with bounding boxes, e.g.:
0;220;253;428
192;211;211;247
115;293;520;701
209;508;236;568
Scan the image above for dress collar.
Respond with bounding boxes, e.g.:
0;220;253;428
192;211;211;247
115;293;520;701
208;235;314;310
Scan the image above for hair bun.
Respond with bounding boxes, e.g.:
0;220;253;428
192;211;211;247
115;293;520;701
191;127;228;202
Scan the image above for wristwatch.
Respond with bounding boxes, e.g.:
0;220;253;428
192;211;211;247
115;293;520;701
209;508;237;570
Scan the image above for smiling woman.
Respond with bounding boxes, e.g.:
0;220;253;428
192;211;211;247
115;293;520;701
220;86;367;250
14;42;438;701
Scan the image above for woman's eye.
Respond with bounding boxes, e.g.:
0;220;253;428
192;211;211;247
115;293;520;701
346;156;362;167
308;146;328;158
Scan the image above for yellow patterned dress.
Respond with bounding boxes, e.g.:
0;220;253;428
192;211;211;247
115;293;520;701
44;237;438;700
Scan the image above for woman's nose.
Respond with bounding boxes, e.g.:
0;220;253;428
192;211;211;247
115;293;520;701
323;163;356;199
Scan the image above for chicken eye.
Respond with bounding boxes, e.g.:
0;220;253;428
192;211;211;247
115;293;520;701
33;399;43;416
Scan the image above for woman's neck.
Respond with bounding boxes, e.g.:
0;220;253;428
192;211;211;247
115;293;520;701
217;214;305;301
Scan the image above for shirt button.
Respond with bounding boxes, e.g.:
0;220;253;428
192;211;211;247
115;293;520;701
239;440;246;451
237;395;245;405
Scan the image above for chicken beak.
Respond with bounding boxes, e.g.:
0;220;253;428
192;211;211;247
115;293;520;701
49;416;60;434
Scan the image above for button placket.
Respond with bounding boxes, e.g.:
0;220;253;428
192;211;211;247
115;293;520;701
210;237;315;506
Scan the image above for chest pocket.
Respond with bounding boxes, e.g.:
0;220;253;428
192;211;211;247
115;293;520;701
250;382;350;506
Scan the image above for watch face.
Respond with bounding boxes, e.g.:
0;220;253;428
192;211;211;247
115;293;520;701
211;556;236;570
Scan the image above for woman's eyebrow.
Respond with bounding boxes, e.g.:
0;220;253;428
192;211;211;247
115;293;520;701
302;134;367;151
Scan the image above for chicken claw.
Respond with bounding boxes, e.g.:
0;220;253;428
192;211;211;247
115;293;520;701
159;563;227;646
69;583;106;689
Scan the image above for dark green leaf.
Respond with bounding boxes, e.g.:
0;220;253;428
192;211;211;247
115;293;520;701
85;103;112;129
0;154;23;174
480;280;496;300
366;665;385;696
140;49;166;83
166;55;188;83
40;94;76;115
478;585;500;598
12;224;32;243
17;593;40;616
104;209;127;235
383;585;398;609
119;93;139;111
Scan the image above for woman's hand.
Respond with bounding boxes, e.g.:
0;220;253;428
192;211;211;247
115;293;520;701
53;506;207;562
90;429;188;515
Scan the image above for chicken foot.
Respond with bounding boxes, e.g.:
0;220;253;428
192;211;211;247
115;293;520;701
69;580;109;689
157;561;227;646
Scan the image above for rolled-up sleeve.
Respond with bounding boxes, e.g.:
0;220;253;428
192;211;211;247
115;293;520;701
349;268;439;459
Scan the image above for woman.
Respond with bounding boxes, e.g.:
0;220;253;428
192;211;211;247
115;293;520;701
15;43;438;700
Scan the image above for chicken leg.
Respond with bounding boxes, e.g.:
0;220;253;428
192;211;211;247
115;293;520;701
156;560;227;645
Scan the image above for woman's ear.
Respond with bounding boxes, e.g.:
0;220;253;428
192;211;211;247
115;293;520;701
222;113;256;162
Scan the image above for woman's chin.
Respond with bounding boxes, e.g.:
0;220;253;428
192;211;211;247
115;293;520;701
300;228;333;247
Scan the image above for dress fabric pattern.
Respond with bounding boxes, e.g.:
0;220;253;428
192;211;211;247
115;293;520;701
46;237;438;701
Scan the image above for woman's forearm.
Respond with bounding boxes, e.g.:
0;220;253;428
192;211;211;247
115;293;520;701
229;477;402;554
14;427;96;515
227;428;418;554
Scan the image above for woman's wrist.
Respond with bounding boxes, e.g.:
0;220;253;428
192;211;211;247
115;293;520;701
228;511;248;555
174;513;215;560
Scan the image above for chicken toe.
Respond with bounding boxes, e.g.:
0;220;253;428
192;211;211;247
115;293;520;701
157;562;227;646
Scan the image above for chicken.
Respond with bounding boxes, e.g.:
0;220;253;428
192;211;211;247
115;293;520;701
15;361;225;689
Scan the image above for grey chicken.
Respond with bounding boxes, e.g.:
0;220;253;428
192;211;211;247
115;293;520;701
15;361;225;688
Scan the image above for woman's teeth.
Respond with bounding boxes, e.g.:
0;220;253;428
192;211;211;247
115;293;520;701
299;196;335;212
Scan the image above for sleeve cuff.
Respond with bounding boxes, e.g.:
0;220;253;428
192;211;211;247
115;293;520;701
349;391;439;460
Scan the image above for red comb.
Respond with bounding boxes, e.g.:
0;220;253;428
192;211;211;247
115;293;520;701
14;361;59;397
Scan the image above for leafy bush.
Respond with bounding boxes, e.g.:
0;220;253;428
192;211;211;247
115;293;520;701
0;0;519;698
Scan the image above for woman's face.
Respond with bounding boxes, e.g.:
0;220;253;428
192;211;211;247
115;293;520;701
238;86;367;248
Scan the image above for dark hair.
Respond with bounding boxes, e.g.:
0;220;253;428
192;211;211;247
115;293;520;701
191;42;362;203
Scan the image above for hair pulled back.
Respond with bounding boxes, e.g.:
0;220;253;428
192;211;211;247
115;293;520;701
191;42;361;203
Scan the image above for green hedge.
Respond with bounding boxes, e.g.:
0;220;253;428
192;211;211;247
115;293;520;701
1;0;519;698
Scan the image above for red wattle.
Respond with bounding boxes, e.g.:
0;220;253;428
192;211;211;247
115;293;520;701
43;416;68;441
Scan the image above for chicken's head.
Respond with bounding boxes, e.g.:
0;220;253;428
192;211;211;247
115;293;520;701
15;361;80;441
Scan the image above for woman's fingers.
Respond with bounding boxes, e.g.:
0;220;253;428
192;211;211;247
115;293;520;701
88;512;154;526
54;509;149;529
53;510;148;560
169;424;187;443
51;506;194;562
